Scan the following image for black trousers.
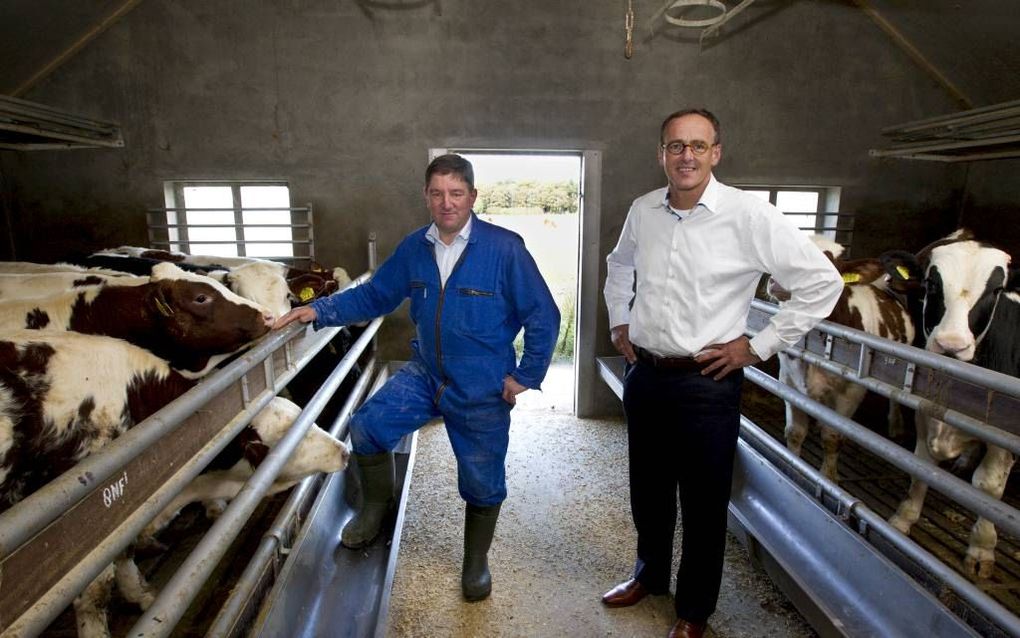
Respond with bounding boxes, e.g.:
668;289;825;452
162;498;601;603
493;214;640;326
622;359;743;624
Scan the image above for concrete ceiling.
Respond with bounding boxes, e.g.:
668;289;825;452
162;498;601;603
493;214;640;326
0;0;1017;110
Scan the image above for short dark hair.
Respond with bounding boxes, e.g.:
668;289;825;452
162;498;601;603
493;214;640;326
425;154;475;190
660;108;721;145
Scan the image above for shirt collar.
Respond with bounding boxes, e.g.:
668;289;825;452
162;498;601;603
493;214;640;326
661;174;720;217
426;214;473;245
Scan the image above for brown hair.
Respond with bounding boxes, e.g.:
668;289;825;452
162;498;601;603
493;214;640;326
425;154;475;190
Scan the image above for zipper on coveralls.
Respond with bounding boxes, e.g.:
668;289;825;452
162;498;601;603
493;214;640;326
432;246;471;405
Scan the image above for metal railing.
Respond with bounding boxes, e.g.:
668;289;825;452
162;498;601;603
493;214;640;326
129;317;383;637
597;296;1020;637
0;271;373;636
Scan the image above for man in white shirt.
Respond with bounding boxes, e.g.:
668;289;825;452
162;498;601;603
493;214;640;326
601;109;842;638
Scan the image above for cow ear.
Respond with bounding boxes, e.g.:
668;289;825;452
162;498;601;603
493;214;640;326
880;250;922;293
236;426;270;468
149;280;178;317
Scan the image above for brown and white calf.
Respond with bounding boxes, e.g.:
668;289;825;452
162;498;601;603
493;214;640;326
0;331;349;637
889;229;1018;579
770;236;916;480
0;262;273;378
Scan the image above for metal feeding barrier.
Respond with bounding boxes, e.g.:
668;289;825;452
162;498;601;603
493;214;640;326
0;258;419;637
596;298;1020;637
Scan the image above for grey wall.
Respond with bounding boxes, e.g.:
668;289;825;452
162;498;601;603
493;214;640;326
1;0;1005;412
958;160;1020;255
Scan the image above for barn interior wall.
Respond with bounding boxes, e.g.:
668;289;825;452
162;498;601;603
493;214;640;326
0;1;990;400
957;160;1020;257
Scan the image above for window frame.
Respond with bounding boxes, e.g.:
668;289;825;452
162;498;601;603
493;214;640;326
156;179;314;264
736;185;849;244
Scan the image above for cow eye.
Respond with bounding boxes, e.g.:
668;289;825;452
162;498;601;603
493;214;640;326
195;294;209;304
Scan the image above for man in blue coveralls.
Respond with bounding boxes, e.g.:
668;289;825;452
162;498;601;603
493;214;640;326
273;154;560;601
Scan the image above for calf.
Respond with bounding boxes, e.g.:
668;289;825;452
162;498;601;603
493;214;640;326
0;331;196;510
889;230;1017;579
0;262;273;378
83;252;296;318
770;236;916;480
99;246;351;303
137;396;349;544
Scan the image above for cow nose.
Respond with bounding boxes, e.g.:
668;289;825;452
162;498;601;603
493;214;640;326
263;311;276;326
934;332;973;356
339;442;351;468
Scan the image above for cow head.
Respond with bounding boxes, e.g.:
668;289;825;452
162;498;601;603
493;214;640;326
915;232;1010;361
247;397;350;480
147;263;274;373
221;261;292;318
286;272;339;305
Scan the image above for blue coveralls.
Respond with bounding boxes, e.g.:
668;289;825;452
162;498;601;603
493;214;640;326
309;214;560;506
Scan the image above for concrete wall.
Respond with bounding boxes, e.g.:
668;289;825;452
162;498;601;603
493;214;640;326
0;0;987;413
957;159;1020;257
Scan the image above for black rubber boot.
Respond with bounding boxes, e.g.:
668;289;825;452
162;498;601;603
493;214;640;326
462;502;501;601
341;452;395;549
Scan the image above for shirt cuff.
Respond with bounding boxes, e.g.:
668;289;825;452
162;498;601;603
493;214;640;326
607;306;631;332
749;324;784;362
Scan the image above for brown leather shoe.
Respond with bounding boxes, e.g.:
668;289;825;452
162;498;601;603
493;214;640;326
667;618;707;638
601;579;650;607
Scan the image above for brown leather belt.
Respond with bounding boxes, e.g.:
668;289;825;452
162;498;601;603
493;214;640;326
633;346;703;371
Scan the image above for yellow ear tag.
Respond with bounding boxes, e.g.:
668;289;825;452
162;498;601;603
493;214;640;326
299;287;315;302
896;265;911;280
842;272;861;284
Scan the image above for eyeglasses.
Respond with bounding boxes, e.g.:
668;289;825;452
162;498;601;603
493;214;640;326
661;140;715;156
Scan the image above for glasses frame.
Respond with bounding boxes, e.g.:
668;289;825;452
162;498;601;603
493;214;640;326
661;140;716;156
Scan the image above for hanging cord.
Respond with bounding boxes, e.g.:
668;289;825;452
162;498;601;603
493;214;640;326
625;0;635;58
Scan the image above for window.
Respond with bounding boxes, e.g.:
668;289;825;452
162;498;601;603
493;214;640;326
740;186;849;244
154;181;314;263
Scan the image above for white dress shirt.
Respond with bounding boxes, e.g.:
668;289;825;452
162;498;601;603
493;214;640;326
425;215;472;287
604;175;842;361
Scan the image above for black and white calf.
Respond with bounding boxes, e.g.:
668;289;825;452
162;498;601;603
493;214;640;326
889;229;1018;579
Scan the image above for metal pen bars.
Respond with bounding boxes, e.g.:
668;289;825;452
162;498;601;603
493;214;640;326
129;317;384;638
0;271;371;637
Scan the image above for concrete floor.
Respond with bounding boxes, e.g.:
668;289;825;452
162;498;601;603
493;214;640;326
386;364;816;638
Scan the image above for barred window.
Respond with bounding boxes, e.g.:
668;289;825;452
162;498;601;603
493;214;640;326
740;186;850;245
153;181;314;264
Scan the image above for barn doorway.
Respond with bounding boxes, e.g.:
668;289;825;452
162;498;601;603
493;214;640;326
433;150;583;414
